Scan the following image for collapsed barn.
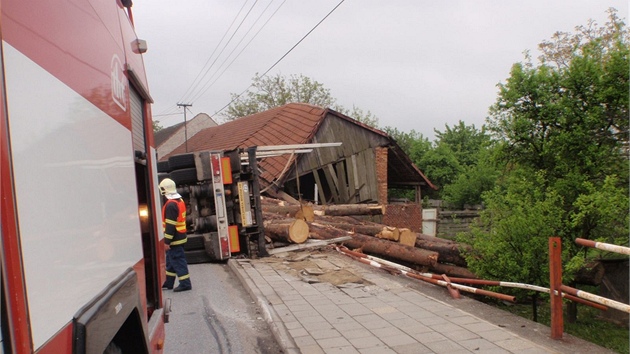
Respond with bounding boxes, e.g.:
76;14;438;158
160;103;436;231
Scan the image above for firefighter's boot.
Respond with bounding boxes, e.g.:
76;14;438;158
162;275;175;290
174;277;191;292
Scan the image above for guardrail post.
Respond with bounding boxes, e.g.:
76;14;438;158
549;237;563;339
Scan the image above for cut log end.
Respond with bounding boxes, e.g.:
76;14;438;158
288;219;309;243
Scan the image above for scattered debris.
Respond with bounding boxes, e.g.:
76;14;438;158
267;236;352;255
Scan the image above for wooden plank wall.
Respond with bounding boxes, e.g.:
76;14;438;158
293;114;388;204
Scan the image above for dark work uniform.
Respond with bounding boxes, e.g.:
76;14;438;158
162;197;191;290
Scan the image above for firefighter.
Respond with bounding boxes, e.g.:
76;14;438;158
159;178;192;292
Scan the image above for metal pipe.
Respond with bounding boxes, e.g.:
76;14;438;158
337;246;608;311
575;238;630;255
561;285;630;313
563;293;608;311
336;247;515;303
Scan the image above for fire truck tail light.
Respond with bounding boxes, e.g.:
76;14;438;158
220;237;229;257
211;155;221;176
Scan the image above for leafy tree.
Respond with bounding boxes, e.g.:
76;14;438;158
434;121;492;168
469;9;629;321
488;9;628;186
152;120;163;132
383;127;430;158
569;175;629;246
337;105;380;127
431;121;498;206
416;143;461;199
459;168;565;321
224;73;337;120
224;73;379;127
442;145;500;208
487;8;628;217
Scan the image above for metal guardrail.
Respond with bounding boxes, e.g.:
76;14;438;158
575;237;630;256
330;235;628;341
549;237;630;339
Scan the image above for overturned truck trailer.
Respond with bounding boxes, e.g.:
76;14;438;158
158;148;268;262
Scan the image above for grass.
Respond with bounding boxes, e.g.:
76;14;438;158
495;300;629;353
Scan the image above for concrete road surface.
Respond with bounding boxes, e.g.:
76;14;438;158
162;262;282;354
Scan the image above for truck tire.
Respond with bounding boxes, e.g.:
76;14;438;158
170;168;197;185
185;249;213;264
157;160;170;173
184;234;204;251
168;153;195;170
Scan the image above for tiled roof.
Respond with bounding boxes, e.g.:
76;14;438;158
154;121;183;147
168;103;325;154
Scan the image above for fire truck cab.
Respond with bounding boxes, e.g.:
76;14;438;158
0;1;166;353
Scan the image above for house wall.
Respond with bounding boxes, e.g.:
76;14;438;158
157;113;217;159
375;146;388;204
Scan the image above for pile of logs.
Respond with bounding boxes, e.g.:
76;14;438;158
261;197;475;279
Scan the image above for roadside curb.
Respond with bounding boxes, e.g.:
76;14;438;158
227;259;300;354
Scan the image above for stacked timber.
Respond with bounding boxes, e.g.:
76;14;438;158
261;197;476;279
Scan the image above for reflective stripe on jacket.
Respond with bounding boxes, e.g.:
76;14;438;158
162;198;187;246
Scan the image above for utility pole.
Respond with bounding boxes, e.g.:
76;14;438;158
177;103;192;152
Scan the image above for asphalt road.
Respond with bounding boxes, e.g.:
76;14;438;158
162;262;282;354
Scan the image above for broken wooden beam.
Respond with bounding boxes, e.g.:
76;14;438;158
267;236;352;255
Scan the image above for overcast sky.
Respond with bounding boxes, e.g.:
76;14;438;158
132;1;627;140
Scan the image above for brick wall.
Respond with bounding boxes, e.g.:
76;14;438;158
375;147;388;204
382;204;423;232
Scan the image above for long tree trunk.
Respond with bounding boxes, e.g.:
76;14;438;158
308;223;438;267
429;262;477;279
414;237;469;267
263;204;384;217
311;221;399;240
318;204;385;216
345;234;439;267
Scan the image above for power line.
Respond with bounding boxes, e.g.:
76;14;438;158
179;0;260;104
213;0;346;116
177;1;251;103
153;112;182;117
187;0;287;104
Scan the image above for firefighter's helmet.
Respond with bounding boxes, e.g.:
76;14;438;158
159;178;177;196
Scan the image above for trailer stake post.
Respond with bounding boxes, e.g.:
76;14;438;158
549;237;563;339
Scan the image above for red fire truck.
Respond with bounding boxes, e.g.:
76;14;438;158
0;1;167;353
